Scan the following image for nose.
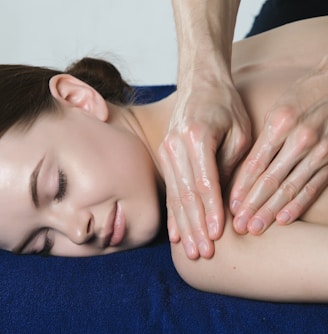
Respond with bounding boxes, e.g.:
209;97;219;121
68;217;94;245
49;211;95;245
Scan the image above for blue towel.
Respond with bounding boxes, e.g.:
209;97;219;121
1;239;328;333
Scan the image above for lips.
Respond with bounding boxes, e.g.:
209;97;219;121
101;202;125;248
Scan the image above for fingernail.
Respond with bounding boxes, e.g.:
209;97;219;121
208;220;219;239
185;242;197;258
231;199;241;214
277;211;291;224
198;241;209;256
250;218;264;234
236;215;248;233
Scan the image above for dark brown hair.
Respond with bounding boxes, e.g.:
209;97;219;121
0;57;133;136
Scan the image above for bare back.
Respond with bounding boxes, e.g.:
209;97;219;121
233;16;328;139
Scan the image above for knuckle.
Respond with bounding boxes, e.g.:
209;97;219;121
280;181;298;200
243;202;260;215
235;131;252;153
168;196;183;211
189;224;204;235
183;122;209;146
243;157;266;174
167;122;208;150
185;122;202;137
262;173;279;190
295;125;319;149
303;183;318;198
195;176;211;193
180;189;198;207
163;133;178;152
315;142;328;161
260;206;276;222
269;106;297;132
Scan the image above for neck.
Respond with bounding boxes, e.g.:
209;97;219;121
129;93;177;178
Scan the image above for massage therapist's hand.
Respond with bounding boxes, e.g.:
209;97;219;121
230;56;328;235
162;0;244;260
159;75;251;260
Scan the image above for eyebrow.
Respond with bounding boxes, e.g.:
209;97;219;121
30;157;44;208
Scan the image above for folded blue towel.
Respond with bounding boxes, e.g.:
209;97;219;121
1;239;328;333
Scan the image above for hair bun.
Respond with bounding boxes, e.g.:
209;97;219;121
66;57;133;104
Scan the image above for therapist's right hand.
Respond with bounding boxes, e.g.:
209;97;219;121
230;55;328;235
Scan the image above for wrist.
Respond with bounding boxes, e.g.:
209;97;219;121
177;53;233;93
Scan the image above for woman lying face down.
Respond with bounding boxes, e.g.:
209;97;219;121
1;17;328;301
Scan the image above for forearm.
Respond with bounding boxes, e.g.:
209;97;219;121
172;0;240;88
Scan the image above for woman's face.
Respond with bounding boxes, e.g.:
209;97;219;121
0;103;161;257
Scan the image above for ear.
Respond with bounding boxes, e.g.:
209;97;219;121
49;74;109;122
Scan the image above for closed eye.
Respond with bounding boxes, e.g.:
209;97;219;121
54;169;67;202
38;229;53;257
13;229;53;256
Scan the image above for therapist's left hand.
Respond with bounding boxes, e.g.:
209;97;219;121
230;55;328;235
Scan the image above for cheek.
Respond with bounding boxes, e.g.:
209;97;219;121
102;130;156;187
0;209;36;252
66;127;158;204
110;134;161;230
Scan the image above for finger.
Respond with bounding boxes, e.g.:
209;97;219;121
233;117;321;234
159;142;199;258
158;145;183;242
160;136;215;259
159;145;198;253
277;165;328;225
167;135;216;258
248;123;317;205
246;173;305;235
230;125;283;215
192;150;224;240
247;139;328;234
230;105;297;216
167;206;180;243
188;127;225;240
231;138;285;234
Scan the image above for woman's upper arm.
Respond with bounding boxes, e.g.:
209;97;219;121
171;213;328;302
